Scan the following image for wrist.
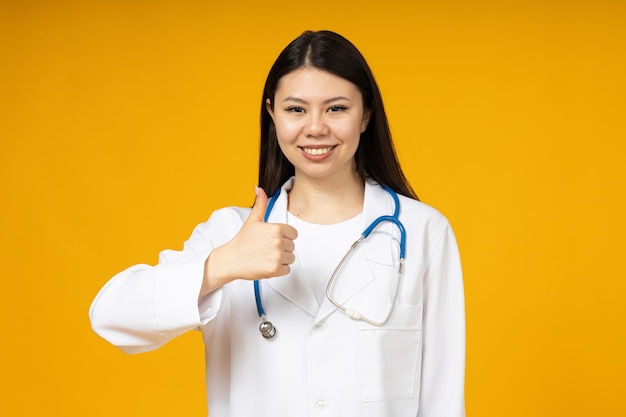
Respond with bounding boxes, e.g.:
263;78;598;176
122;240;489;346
201;246;231;297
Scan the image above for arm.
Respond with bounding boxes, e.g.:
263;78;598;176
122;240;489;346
417;223;466;417
89;188;297;354
88;209;239;354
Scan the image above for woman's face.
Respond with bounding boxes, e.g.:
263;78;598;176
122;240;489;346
267;67;370;184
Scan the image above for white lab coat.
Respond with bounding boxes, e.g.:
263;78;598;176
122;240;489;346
90;178;465;417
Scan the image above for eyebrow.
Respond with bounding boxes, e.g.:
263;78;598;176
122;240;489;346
281;96;352;104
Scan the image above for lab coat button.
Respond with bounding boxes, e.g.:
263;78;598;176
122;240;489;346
313;322;326;333
315;400;327;409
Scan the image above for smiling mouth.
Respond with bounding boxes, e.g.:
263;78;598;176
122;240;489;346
301;146;335;156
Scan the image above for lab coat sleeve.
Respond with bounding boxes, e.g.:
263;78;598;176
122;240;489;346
89;208;246;354
417;222;466;417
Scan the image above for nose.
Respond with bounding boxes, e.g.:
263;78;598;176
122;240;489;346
304;111;329;137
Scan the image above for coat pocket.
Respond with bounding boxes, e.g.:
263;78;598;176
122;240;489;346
356;304;422;402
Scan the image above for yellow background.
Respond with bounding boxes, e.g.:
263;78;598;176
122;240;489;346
1;0;625;415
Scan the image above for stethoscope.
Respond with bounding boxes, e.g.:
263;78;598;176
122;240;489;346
254;184;407;339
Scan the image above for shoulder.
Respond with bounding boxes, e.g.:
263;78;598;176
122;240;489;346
395;196;461;268
399;195;446;220
183;206;251;251
208;206;252;224
365;179;452;235
201;206;251;234
398;194;452;238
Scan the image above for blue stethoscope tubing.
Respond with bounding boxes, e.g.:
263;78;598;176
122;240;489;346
253;187;280;319
254;184;406;338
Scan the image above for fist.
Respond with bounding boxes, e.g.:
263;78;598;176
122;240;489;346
203;187;298;293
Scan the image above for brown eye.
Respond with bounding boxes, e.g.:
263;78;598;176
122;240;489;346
329;105;347;112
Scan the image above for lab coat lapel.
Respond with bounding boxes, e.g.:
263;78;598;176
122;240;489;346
314;180;399;324
264;179;319;317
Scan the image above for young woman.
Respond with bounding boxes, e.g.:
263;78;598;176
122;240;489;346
90;30;465;417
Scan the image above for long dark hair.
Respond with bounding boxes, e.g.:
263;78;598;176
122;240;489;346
259;30;418;200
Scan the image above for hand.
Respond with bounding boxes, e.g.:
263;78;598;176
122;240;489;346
201;187;298;295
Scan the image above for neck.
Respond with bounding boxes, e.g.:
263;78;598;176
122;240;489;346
288;171;365;224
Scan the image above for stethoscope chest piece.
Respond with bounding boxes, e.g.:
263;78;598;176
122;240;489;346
259;319;276;339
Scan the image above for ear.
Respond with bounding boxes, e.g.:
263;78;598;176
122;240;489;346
361;108;372;133
265;98;275;121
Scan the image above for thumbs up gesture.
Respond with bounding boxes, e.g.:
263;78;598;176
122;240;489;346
238;186;298;278
202;187;298;295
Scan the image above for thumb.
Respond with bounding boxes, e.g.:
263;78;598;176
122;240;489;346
248;186;269;223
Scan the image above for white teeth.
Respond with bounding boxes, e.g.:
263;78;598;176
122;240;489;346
303;146;333;155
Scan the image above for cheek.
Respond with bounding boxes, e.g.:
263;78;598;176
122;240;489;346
274;118;301;143
337;121;365;143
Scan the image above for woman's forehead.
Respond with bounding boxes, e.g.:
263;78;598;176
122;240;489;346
275;67;361;101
